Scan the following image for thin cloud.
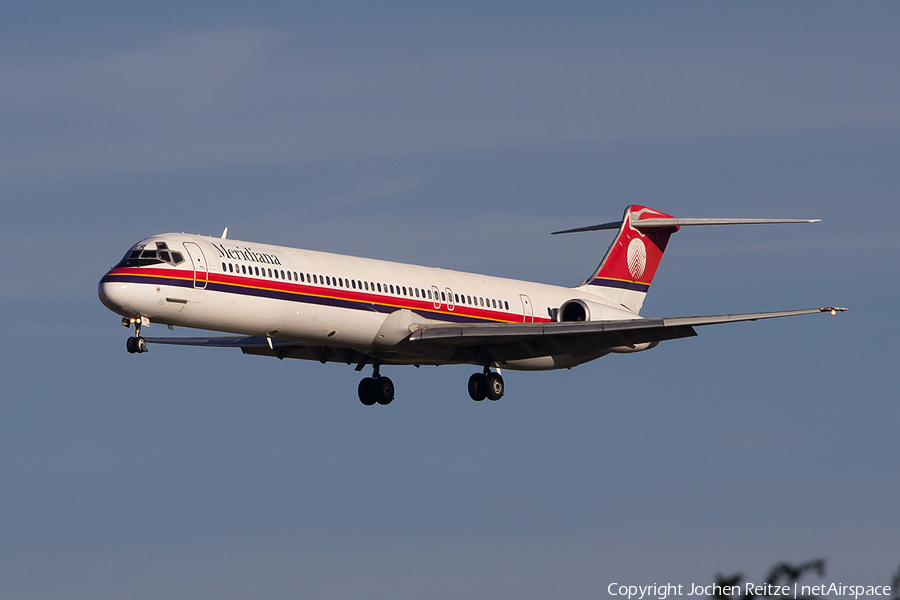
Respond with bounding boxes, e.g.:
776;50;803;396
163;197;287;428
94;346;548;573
1;27;898;177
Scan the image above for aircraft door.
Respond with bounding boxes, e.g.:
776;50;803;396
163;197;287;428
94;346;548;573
445;287;455;311
183;242;208;289
431;285;441;309
520;294;533;323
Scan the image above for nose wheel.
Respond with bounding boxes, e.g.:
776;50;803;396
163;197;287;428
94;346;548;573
468;369;504;401
124;317;148;354
126;336;147;354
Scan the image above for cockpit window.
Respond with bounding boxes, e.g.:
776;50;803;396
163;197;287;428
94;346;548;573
116;242;186;268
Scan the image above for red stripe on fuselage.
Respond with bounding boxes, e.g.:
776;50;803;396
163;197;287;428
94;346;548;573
106;267;551;324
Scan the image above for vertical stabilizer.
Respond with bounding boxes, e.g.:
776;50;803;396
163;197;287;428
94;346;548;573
580;205;678;314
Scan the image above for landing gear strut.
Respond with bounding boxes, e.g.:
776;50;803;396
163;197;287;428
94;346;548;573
468;367;504;401
358;363;394;406
125;317;148;354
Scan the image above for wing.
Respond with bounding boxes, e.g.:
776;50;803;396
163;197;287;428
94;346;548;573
143;307;845;368
142;335;377;368
142;335;274;347
407;307;847;354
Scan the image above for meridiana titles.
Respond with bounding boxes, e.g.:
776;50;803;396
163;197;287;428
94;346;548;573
211;243;281;266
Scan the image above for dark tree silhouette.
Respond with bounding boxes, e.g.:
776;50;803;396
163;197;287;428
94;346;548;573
890;563;900;600
713;560;826;600
712;560;900;600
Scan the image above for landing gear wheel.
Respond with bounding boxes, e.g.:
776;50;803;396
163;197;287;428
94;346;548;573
468;373;486;401
358;377;377;406
485;372;504;401
126;336;147;354
374;377;394;405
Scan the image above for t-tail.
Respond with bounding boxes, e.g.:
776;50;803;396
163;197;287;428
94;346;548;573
552;205;820;315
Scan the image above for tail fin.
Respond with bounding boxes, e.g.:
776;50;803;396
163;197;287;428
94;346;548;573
553;205;820;315
579;205;678;314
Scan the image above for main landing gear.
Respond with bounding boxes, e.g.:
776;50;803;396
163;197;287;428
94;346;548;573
123;317;148;354
358;363;394;406
467;368;504;401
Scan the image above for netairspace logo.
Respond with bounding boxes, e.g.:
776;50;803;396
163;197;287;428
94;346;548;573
607;583;894;600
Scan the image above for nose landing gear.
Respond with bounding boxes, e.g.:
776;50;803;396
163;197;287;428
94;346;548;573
468;368;504;401
358;363;394;406
124;317;148;354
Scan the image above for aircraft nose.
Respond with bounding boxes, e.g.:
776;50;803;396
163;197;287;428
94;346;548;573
98;277;134;313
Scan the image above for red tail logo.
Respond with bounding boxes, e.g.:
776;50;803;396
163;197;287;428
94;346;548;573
584;206;678;312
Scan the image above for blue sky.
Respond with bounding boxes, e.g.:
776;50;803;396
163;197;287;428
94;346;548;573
1;3;899;599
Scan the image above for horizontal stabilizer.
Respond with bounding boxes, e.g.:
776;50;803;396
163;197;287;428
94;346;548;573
551;220;622;234
633;217;820;228
553;216;819;235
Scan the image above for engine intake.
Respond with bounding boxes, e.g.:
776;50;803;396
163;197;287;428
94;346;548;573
558;298;658;354
558;298;609;322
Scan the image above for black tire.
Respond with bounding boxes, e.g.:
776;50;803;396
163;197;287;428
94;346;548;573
485;372;504;401
375;377;394;405
468;373;486;401
358;377;377;406
126;337;137;354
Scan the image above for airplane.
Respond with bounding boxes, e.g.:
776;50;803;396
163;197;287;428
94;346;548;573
98;204;845;405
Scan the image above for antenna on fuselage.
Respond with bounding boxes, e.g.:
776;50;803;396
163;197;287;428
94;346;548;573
221;227;228;239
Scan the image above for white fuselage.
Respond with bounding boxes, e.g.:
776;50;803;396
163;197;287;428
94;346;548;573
99;233;640;370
